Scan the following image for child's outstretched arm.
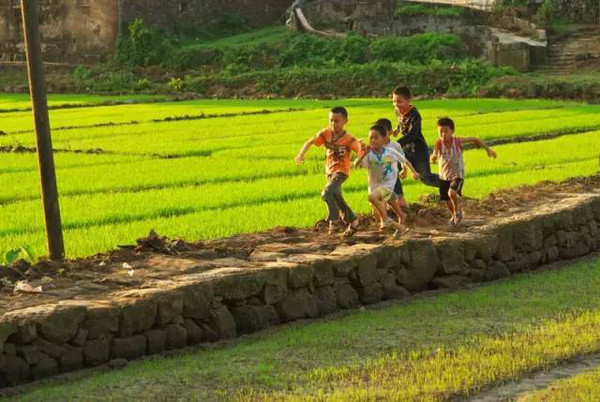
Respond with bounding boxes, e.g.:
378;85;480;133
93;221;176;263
295;138;316;165
430;140;441;164
460;137;497;159
354;151;367;169
403;160;420;180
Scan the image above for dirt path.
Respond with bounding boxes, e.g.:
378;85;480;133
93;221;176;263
467;353;600;402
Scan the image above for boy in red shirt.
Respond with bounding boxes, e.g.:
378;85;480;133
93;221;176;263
431;117;497;225
296;106;362;236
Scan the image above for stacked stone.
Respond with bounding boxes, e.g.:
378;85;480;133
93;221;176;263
1;194;599;386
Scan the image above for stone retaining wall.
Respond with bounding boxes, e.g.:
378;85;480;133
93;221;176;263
1;193;599;386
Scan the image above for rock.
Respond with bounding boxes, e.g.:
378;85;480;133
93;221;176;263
183;319;203;345
230;305;278;334
38;305;87;344
59;345;83;372
354;255;378;287
1;355;30;385
0;322;17;353
165;324;187;350
84;336;110;367
287;264;314;289
495;225;514;262
377;245;403;270
334;283;360;309
19;345;42;365
249;251;286;262
260;268;288;305
211;270;266;301
198;323;220;343
208;306;237;339
181;283;214;320
543;234;558;249
82;303;120;339
275;288;319;322
487;261;510;281
560;242;590;258
8;323;35;346
119;300;157;338
399;240;440;291
431;275;471;289
512;219;543;252
435;239;466;275
145;329;167;354
358;282;383;305
31;354;58;380
507;257;529;273
32;338;63;359
546;246;559;263
315;286;338;315
111;335;147;359
3;343;16;356
107;358;129;369
72;328;89;346
469;269;486;282
473;259;487;270
380;273;409;300
330;256;358;278
155;292;184;325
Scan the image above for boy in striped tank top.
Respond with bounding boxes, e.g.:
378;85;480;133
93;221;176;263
431;117;497;226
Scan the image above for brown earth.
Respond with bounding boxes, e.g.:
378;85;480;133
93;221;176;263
1;174;598;315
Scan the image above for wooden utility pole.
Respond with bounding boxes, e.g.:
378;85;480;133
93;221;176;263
20;0;65;260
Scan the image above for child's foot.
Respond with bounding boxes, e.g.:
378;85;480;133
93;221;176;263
343;224;358;238
328;221;341;235
393;227;410;238
455;210;463;224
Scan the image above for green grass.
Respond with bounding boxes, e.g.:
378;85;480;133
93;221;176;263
0;96;598;258
6;258;600;401
396;4;465;17
0;94;170;112
519;367;600;401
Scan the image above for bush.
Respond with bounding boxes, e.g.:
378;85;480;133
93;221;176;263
535;0;554;27
395;4;464;17
370;33;465;64
116;19;174;67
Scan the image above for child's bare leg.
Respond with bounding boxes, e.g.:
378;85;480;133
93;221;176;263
389;198;406;225
449;188;461;223
368;193;389;229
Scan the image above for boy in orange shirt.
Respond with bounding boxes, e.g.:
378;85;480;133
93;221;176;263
295;106;362;236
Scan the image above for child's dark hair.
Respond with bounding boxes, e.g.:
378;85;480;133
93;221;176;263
374;118;393;133
393;86;411;99
369;125;386;137
330;106;348;119
437;117;455;131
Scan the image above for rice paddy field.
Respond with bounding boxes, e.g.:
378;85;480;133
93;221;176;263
1;95;599;258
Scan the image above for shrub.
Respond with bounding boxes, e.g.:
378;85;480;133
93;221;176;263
116;19;174;67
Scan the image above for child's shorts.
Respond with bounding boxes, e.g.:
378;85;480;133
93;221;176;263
393;179;403;197
439;178;464;201
371;186;395;202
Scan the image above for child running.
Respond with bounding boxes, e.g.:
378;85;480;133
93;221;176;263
295;106;362;236
354;125;419;236
431;117;497;225
374;118;419;223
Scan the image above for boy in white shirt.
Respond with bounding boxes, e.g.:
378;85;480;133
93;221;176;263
375;118;419;221
355;125;419;236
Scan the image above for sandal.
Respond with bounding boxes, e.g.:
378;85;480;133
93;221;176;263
343;224;358;238
393;227;410;238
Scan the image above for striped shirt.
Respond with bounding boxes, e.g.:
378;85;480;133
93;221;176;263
435;137;464;181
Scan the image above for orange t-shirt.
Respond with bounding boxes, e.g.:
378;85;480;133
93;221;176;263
314;128;361;176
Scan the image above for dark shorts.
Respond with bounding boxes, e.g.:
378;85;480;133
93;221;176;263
393;179;404;197
439;178;464;201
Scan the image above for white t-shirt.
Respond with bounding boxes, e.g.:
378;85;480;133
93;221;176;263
385;141;405;157
361;147;407;193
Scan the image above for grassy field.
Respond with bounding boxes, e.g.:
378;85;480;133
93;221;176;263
5;257;600;401
519;367;600;401
0;95;599;258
